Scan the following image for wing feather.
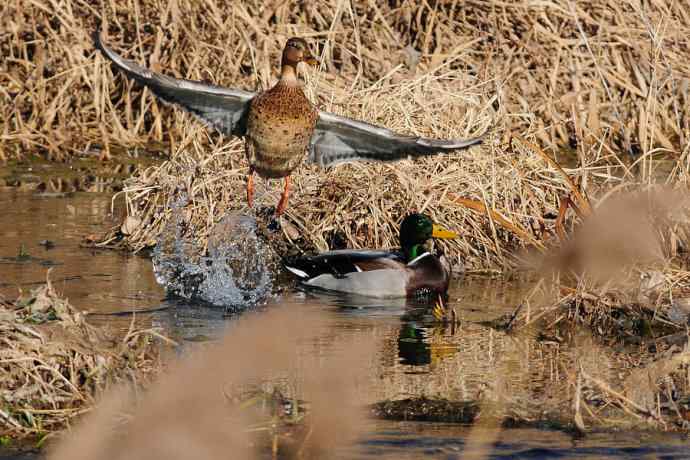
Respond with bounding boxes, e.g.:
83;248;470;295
94;32;255;137
284;249;404;279
307;111;486;167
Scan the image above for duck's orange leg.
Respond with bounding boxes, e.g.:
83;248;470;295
275;176;291;216
246;167;255;208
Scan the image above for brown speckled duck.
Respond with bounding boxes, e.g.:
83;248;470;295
95;33;486;215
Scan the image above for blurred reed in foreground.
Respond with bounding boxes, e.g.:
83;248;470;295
47;304;375;460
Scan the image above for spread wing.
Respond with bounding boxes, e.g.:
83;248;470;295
307;111;486;167
94;32;255;137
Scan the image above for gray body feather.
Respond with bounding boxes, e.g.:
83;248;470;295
285;251;445;298
307;111;485;167
304;270;409;298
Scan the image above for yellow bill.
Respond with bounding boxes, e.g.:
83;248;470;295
304;55;319;66
432;224;458;239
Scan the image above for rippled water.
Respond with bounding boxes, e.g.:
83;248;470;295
352;422;690;459
2;187;690;459
0;189;164;319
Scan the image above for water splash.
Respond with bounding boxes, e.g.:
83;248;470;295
152;198;277;310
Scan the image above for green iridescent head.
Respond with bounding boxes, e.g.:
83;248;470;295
399;213;457;260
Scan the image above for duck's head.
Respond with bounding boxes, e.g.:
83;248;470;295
399;213;457;261
281;37;318;68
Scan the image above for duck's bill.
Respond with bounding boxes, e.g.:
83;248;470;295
304;55;319;66
432;224;458;239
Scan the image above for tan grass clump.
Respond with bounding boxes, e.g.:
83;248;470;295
106;132;690;270
104;72;554;270
499;186;690;335
0;275;169;437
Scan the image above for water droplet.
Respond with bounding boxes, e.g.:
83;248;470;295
152;196;278;310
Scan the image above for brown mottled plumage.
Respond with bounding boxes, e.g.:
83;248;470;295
244;37;318;213
246;76;318;178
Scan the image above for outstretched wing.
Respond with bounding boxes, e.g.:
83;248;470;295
95;32;255;137
307;111;486;167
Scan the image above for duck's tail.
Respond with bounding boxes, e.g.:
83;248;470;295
282;253;317;280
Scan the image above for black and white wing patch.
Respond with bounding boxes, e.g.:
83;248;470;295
284;249;403;280
307;111;486;167
95;32;255;137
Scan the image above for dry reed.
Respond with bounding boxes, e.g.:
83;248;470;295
1;1;688;160
3;0;690;439
0;273;169;438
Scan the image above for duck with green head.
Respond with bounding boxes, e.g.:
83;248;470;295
284;213;458;298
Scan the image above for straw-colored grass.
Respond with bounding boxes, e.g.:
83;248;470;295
0;275;170;438
1;1;688;161
5;1;690;445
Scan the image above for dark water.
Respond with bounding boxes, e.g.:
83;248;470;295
0;190;164;323
1;188;690;459
354;422;690;459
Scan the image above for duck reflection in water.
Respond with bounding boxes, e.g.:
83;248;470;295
397;301;460;367
295;288;460;368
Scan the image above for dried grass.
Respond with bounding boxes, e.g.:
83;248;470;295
1;1;688;160
486;189;690;431
505;187;690;334
3;0;690;441
0;274;168;437
103;137;689;271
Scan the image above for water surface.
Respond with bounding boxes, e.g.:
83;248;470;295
1;187;689;459
0;189;164;321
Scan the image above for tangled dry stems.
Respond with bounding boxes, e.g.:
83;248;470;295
0;275;168;437
2;0;690;440
1;0;688;160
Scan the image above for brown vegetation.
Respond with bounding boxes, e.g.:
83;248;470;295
0;274;169;438
3;0;690;446
1;0;688;160
1;0;688;268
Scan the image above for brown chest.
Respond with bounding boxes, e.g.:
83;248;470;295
245;83;318;177
405;255;450;298
247;85;317;143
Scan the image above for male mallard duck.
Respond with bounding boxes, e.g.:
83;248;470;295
284;213;457;298
95;33;485;215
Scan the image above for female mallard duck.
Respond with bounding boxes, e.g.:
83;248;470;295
95;33;485;215
284;213;458;298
